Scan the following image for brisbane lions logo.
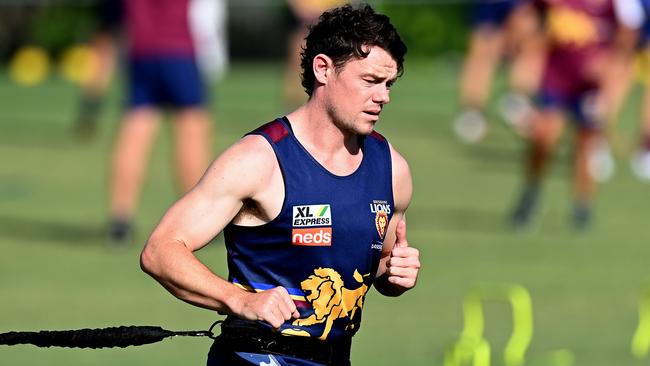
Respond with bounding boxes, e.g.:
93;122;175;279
290;268;369;340
375;210;388;239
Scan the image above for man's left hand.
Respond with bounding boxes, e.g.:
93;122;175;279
386;220;420;290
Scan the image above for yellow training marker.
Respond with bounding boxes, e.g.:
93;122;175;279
59;44;95;85
9;46;50;86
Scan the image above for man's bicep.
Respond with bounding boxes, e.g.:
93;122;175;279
152;136;274;251
157;187;244;252
148;177;241;253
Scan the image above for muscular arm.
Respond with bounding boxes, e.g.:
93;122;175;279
374;144;420;297
140;135;299;327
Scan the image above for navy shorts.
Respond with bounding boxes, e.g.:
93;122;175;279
537;86;600;130
127;56;205;108
537;51;602;130
207;337;329;366
640;21;650;49
470;0;522;28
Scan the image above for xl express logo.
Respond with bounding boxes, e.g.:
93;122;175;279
292;204;332;246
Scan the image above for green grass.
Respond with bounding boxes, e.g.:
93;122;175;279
1;59;650;366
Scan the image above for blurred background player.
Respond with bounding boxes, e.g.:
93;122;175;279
588;0;646;183
631;4;650;180
107;0;215;246
282;0;348;109
599;0;650;181
73;0;122;138
189;0;228;85
511;0;640;230
454;0;545;143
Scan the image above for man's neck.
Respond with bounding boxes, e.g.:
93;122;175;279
286;104;360;155
285;105;363;176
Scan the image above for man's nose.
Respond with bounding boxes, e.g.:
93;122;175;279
373;86;390;105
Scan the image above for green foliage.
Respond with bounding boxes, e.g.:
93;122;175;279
5;2;473;60
383;3;470;56
28;5;95;53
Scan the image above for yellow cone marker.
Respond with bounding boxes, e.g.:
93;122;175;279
8;46;50;86
59;44;96;85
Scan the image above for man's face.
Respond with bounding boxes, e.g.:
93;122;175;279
324;46;398;135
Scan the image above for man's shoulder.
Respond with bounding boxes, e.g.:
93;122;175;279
199;134;279;198
208;132;278;177
387;143;411;183
387;142;407;167
231;134;278;165
247;119;291;144
387;142;412;211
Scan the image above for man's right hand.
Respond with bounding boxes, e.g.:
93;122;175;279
236;287;300;329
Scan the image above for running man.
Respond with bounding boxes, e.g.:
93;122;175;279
140;4;420;366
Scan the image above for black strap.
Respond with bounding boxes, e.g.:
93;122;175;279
214;318;351;365
0;325;215;349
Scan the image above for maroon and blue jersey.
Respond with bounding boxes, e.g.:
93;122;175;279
122;0;204;108
537;0;618;49
223;117;394;341
535;0;620;128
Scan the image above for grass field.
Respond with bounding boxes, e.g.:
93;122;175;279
1;59;650;366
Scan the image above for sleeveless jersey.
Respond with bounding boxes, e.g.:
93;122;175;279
223;117;394;341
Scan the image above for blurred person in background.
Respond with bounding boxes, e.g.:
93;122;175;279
454;0;545;143
599;0;650;181
74;0;123;138
108;0;215;246
511;0;640;230
630;4;650;180
140;5;420;365
283;0;348;108
189;0;229;85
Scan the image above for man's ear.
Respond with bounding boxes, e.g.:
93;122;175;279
313;54;333;86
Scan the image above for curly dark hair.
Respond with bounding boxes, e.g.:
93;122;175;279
300;4;407;97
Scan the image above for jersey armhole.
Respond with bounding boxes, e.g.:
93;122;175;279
231;123;289;228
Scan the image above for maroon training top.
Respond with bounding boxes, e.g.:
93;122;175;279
124;0;195;58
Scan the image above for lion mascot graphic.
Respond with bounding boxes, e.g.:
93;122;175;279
375;210;388;239
291;268;369;340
